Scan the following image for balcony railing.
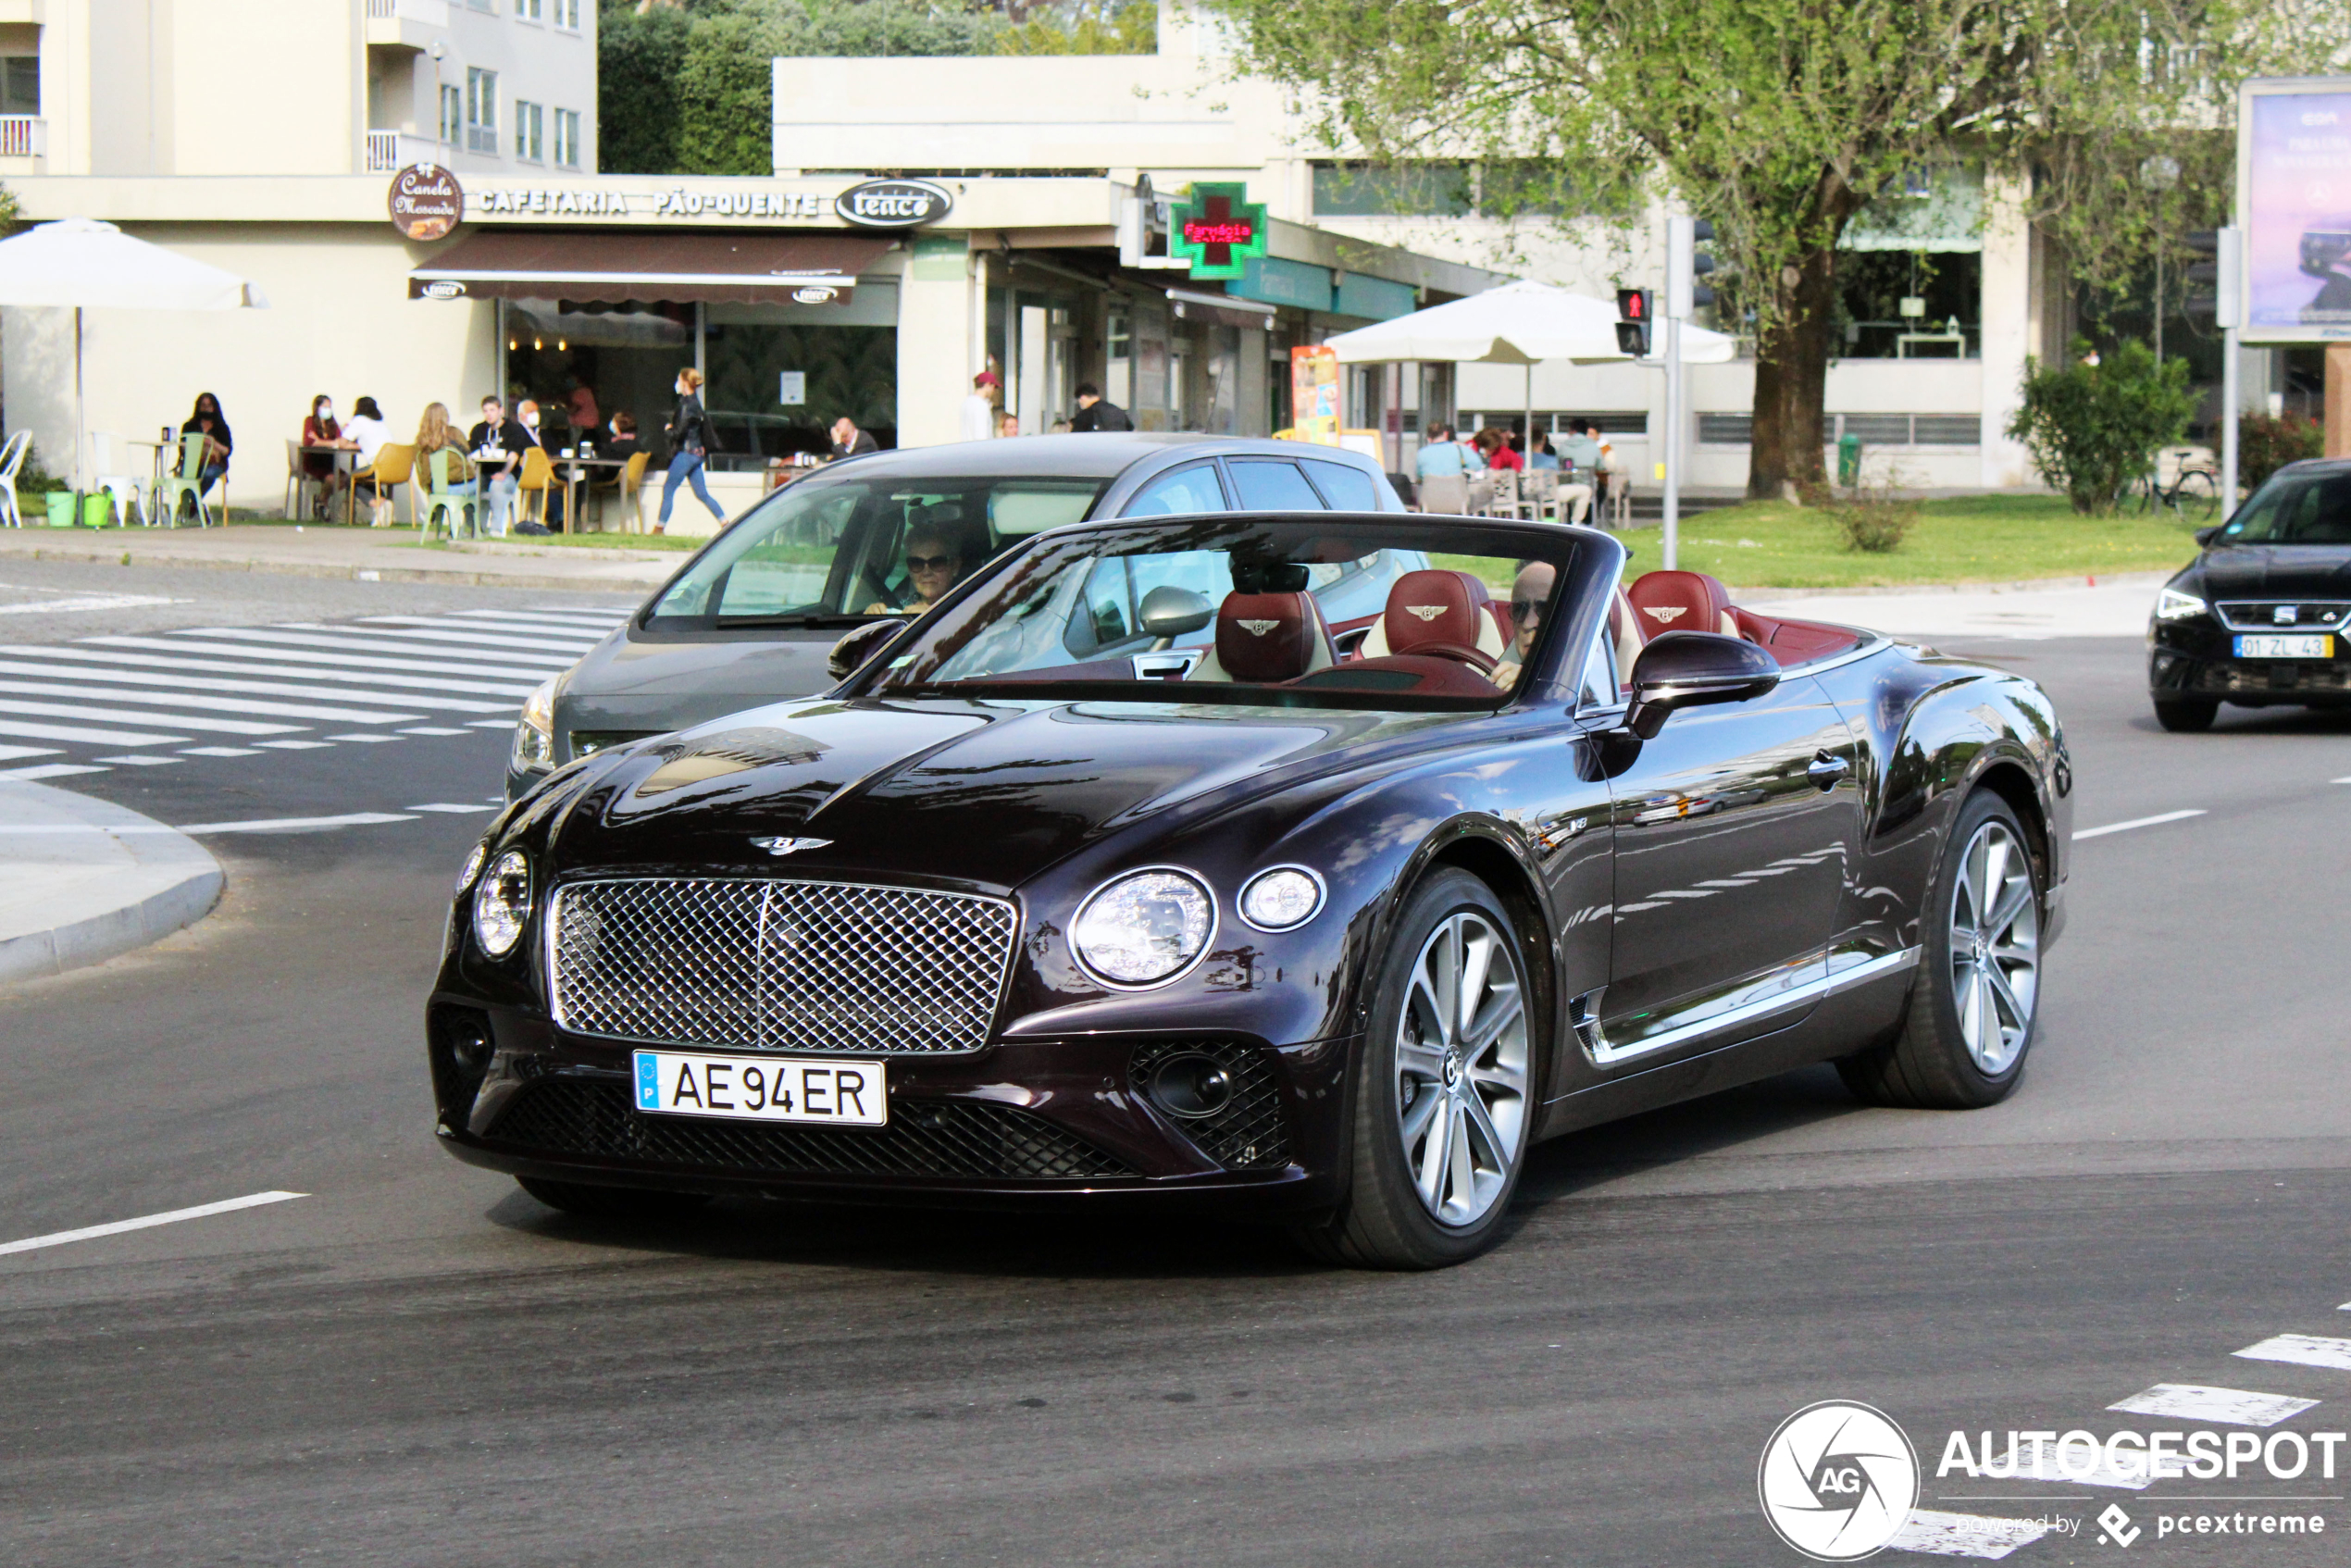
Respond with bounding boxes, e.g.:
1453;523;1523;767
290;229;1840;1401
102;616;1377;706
367;0;451;21
0;117;44;159
366;130;442;172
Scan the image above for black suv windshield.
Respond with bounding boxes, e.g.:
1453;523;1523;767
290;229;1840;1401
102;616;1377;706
644;474;1109;630
2218;468;2351;545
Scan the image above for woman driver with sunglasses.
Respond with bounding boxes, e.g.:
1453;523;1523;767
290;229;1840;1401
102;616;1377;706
865;524;966;616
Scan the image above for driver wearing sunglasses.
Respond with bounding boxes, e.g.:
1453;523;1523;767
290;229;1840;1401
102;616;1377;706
1490;561;1555;692
865;524;966;616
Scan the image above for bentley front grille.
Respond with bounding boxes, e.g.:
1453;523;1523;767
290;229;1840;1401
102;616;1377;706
549;877;1018;1054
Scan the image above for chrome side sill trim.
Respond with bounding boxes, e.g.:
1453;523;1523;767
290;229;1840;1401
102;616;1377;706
1585;944;1921;1067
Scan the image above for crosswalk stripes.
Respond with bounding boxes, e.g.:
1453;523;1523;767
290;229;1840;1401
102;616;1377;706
0;604;627;782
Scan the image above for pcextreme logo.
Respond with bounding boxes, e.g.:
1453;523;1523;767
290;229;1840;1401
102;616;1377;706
1758;1400;1921;1561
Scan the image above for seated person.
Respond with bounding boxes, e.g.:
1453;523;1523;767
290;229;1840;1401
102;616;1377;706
603;410;641;460
864;524;965;616
1491;562;1555;692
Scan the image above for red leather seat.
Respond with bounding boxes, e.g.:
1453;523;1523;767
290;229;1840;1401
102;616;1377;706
1359;568;1509;662
1628;569;1739;640
1204;591;1335;682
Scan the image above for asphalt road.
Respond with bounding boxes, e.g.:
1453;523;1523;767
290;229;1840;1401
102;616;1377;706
5;565;2351;1565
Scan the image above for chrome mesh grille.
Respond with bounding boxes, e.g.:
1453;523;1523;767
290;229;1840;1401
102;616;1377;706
550;877;1017;1054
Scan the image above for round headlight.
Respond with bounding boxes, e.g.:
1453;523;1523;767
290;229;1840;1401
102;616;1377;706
454;840;489;896
471;851;532;957
1071;868;1215;987
1238;866;1325;931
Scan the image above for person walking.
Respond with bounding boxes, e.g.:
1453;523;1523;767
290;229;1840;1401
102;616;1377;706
657;367;724;535
1069;382;1133;432
960;371;1001;442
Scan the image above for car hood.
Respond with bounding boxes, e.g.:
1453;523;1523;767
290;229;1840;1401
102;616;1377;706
554;627;849;740
547;696;1459;891
2193;544;2351;599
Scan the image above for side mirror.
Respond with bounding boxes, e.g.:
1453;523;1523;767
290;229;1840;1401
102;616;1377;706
1622;631;1780;740
2194;525;2222;548
1138;584;1213;648
827;619;902;682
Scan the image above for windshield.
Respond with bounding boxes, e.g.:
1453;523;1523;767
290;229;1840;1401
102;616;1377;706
644;473;1110;629
860;517;1572;710
2217;469;2351;545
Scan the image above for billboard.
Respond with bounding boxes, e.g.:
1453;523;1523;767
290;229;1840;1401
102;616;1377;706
1288;346;1340;444
2240;79;2351;341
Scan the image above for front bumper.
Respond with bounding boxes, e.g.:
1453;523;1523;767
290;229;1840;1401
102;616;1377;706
428;1001;1351;1213
2148;622;2351;705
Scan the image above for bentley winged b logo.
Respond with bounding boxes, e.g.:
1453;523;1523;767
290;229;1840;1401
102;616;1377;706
750;836;831;857
1237;619;1280;636
1645;605;1686;623
1404;604;1448;621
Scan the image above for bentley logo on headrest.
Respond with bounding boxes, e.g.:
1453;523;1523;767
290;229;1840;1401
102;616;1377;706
1405;604;1448;621
1645;605;1686;623
1238;619;1280;636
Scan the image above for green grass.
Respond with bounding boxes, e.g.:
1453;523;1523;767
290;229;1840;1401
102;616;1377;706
1614;493;2204;589
412;529;703;553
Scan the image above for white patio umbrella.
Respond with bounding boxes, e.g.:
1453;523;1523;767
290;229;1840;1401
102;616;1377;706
0;218;268;492
1325;279;1733;454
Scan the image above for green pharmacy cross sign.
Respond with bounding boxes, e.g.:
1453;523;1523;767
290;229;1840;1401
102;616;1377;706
1170;182;1268;280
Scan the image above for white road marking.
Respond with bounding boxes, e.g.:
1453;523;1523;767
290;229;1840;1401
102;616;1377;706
1887;1509;2053;1559
94;754;179;766
447;608;625;632
400;727;471;736
326;732;401;742
0;716;186;746
175;813;416;834
0;695;300;735
253;623;590;659
140;628;573;670
2072;809;2206;840
342;616;605;652
180;746;262;757
44;641;543;694
255;740;334;751
0;743;58;761
2235;1334;2351;1371
0;592;181;616
407;802;497;813
0;1190;306;1258
467;717;516;728
0;762;108;780
0;655;514;711
2108;1383;2320;1426
0;678;418;725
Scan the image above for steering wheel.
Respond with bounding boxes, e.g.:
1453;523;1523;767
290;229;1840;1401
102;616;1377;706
1408;641;1498;674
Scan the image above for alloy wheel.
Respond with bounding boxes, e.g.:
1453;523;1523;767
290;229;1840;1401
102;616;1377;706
1947;820;2040;1075
1395;910;1529;1226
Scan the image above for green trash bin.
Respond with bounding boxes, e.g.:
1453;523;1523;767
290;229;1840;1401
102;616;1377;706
1836;431;1862;487
82;492;113;529
44;490;74;527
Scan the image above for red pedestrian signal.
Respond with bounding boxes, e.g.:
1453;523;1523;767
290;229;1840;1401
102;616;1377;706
1616;287;1650;322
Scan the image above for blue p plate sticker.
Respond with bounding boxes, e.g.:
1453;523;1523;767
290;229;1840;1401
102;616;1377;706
634;1052;660;1111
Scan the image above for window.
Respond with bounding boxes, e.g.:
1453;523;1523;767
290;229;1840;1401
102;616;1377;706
1697;414;1753;445
1225;460;1325;512
514;100;543;162
439;84;462;143
1122;463;1229;517
1301;460;1383;512
554;0;581;27
0;56;37;118
514;0;541;17
465;68;498;154
554;108;581;168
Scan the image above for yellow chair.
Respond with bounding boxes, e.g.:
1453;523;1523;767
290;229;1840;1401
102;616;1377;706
613;449;650;532
517;445;556;529
367;442;414;528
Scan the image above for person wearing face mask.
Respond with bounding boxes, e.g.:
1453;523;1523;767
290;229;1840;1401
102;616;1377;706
512;400;562;532
657;367;724;534
300;393;355;519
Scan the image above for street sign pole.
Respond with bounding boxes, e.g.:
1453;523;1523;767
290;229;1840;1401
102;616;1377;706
2217;224;2243;515
1663;214;1694;571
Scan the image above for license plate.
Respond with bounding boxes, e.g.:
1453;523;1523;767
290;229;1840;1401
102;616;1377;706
2235;633;2332;659
632;1050;886;1126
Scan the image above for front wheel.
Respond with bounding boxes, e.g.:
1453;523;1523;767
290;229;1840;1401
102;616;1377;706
2173;469;2219;523
1294;869;1536;1269
2153;696;2218;732
1839;791;2044;1110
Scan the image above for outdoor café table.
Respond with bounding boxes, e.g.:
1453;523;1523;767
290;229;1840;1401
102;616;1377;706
552;453;625;534
300;444;358;525
126;437;170;524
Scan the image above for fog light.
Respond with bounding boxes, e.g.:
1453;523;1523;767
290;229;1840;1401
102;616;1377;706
1148;1052;1235;1120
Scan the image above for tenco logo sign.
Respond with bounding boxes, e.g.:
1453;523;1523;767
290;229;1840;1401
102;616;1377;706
1758;1401;1921;1561
834;179;952;230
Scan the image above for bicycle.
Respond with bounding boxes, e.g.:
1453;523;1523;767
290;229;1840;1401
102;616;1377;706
2136;461;2219;523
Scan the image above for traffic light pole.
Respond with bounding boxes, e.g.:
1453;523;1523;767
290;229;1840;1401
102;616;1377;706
1662;312;1682;570
2217;225;2243;516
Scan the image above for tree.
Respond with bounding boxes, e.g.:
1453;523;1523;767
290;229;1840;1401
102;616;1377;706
2006;340;2196;515
1204;0;2342;500
599;0;691;172
999;0;1157;55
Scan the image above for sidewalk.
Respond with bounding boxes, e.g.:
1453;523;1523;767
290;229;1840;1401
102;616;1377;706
0;524;678;594
0;782;223;983
1743;571;2168;640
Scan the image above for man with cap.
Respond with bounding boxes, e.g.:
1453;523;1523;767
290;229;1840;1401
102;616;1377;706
961;371;1001;442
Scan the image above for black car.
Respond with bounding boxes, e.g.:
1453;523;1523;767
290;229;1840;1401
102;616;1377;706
2148;458;2351;730
433;513;2071;1269
506;434;1405;797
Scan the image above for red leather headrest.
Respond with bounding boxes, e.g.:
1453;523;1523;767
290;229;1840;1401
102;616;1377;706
1627;570;1735;638
1384;569;1491;657
1217;591;1324;681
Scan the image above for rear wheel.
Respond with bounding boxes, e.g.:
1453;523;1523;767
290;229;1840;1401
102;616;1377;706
2174;469;2219;523
1294;869;1536;1269
517;1176;712;1220
1839;791;2043;1110
2153;696;2218;732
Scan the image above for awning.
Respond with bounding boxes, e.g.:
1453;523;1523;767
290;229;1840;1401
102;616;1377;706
408;230;892;305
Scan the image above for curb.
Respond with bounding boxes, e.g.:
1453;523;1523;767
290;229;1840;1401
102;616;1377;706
0;535;669;594
1730;569;2174;601
0;783;225;985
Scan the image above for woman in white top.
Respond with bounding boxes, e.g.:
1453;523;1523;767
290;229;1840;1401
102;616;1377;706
342;396;393;526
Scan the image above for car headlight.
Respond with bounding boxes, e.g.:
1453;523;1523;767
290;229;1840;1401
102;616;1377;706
471;851;532;957
1071;868;1216;987
454;840;489;895
1238;865;1325;931
513;677;557;771
2155;587;2208;621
